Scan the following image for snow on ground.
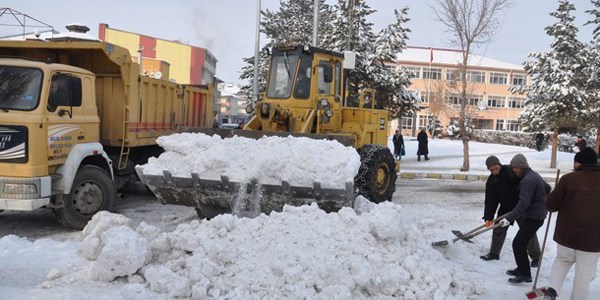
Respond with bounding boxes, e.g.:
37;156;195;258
142;133;361;188
0;136;598;299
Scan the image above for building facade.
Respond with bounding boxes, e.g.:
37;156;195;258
98;23;217;86
217;83;250;125
392;46;528;137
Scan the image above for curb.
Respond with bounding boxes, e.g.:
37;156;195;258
398;172;558;183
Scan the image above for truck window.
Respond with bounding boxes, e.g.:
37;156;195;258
266;54;299;99
48;74;82;111
0;66;42;111
293;57;312;99
317;61;331;95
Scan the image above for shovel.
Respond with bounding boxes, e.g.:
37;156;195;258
431;212;509;248
432;221;504;247
525;169;560;299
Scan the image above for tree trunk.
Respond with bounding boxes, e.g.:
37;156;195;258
461;137;470;171
550;128;558;168
596;132;600;155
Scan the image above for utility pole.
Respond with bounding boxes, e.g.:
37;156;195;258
252;0;262;104
312;0;319;46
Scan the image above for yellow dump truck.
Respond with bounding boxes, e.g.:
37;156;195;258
139;45;397;218
0;40;214;229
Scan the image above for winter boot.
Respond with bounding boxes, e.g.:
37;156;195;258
543;287;557;300
508;274;532;283
480;253;499;261
530;259;539;268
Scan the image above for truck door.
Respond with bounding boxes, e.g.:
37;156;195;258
46;73;91;166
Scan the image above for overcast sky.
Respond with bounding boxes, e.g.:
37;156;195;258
1;0;596;85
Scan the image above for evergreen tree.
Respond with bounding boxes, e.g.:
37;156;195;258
513;0;588;167
584;0;600;152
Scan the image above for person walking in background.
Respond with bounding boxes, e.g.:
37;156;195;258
499;154;550;284
543;148;600;300
480;156;541;264
535;132;545;151
392;130;405;160
574;136;586;153
417;128;429;161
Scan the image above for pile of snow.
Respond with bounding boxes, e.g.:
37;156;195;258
142;133;361;188
67;203;482;299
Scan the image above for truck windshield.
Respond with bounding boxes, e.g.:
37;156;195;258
266;53;299;99
0;66;42;111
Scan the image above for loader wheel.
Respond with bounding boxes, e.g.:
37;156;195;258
55;165;117;230
354;144;397;203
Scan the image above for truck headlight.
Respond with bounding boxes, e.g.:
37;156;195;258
4;183;38;195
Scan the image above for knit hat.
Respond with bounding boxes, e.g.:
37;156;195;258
510;154;529;168
574;147;598;165
485;155;501;168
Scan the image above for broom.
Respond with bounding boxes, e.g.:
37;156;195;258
525;169;560;299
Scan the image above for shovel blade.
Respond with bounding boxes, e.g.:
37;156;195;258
525;287;547;299
431;240;448;247
451;230;463;238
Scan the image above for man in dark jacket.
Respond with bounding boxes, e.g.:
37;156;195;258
416;128;429;161
480;156;541;263
543;148;600;300
499;154;550;283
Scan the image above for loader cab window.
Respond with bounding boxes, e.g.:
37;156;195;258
266;54;299;99
334;61;341;102
0;66;42;111
47;74;82;112
293;56;312;99
317;61;332;95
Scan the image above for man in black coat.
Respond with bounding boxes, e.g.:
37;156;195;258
480;156;541;264
499;154;551;284
416;128;429;161
392;130;405;160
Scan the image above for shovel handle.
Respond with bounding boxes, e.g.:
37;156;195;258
453;222;503;242
459;212;510;238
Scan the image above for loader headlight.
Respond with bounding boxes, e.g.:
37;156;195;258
318;98;330;109
245;104;254;114
324;109;334;117
4;182;38;195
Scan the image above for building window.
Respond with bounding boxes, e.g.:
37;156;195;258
401;117;413;130
446;69;458;81
496;119;505;130
472;118;493;130
508;97;524;108
487;95;505;108
489;72;507;85
447;94;461;106
402;66;421;79
466;71;485;83
511;74;526;86
423;67;442;80
506;120;521;131
418;114;435;129
468;94;483;106
385;64;397;74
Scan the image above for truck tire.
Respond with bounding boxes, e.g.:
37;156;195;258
354;144;397;203
55;165;117;230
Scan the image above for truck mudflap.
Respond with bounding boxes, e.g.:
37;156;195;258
135;166;354;218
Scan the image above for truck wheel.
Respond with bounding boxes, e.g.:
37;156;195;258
55;165;117;230
354;144;397;203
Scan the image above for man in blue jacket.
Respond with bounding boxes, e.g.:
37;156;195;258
499;153;550;283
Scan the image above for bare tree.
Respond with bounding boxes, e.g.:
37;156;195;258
432;0;511;171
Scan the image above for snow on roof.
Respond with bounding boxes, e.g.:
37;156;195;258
46;31;100;42
397;46;523;70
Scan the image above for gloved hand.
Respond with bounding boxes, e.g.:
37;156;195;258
485;220;493;227
499;219;511;227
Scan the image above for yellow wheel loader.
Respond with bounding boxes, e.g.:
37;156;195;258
138;45;397;217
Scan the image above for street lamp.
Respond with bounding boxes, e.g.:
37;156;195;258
252;0;261;105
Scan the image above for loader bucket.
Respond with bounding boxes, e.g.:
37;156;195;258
136;166;354;218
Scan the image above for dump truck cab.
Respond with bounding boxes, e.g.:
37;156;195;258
0;57;114;223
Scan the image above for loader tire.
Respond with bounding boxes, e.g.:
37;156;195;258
55;165;117;230
354;144;396;203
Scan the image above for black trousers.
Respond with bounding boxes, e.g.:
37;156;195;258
512;218;544;277
489;217;541;259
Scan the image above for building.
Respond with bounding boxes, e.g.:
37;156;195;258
217;83;250;125
392;46;528;137
98;23;217;86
